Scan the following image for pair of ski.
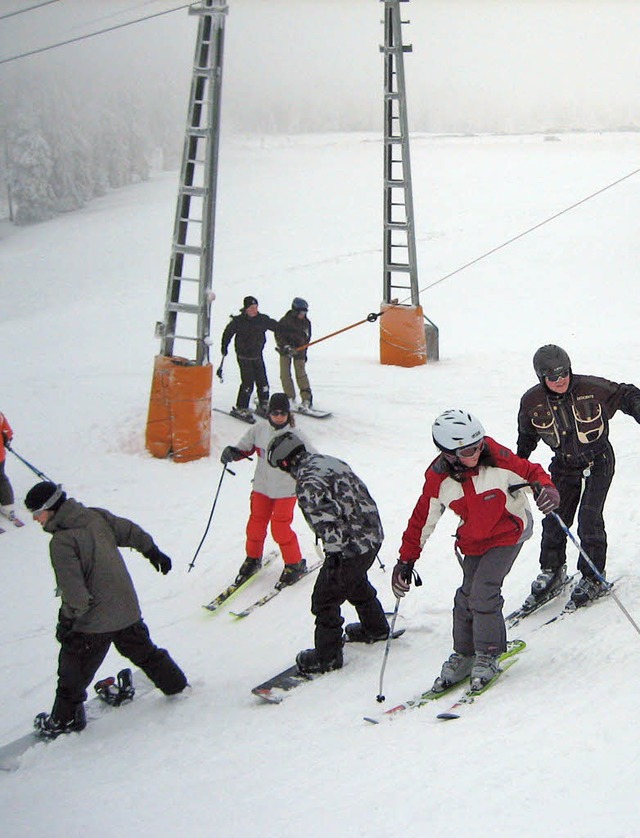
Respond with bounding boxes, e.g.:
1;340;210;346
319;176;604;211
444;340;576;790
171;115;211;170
364;638;526;724
202;553;321;615
0;508;25;534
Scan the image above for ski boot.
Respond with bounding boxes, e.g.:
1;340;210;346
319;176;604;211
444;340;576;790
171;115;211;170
234;556;262;586
431;651;474;693
469;654;500;692
296;648;343;676
344;622;390;644
530;564;567;600
34;704;86;738
571;574;608;608
275;559;307;590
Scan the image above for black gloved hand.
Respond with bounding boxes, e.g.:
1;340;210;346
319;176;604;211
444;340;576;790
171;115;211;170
283;344;297;358
144;545;172;575
56;615;74;644
2;432;11;448
216;366;224;382
221;446;244;465
391;560;417;598
532;481;561;515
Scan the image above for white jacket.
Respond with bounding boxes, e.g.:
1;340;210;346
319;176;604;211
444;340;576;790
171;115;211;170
235;422;315;499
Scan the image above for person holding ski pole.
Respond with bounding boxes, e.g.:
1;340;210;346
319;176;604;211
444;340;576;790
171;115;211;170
220;296;278;421
275;297;313;411
0;410;16;521
517;344;640;607
25;481;188;738
267;432;390;675
392;410;558;693
220;394;312;589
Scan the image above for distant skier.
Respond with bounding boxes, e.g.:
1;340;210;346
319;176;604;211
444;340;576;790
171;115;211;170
0;411;16;522
267;432;390;674
392;410;558;693
220;393;313;589
25;481;188;737
517;344;640;607
220;295;278;421
275;297;313;410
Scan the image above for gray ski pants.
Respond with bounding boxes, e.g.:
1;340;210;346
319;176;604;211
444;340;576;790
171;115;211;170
452;543;523;657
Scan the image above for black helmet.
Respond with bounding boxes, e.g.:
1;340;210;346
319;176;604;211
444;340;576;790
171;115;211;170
25;481;66;514
267;431;306;472
533;344;571;384
291;297;308;312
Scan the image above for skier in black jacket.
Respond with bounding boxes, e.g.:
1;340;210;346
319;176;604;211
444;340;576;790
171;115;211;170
517;344;640;607
220;296;278;420
275;297;313;410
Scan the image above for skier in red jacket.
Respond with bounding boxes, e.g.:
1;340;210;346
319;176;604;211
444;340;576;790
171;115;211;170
392;409;559;693
0;411;16;521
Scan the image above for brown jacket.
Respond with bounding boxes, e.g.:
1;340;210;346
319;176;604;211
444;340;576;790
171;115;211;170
517;373;640;467
44;498;155;633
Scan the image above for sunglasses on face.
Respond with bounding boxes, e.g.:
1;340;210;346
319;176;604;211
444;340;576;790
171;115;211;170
270;409;289;416
544;369;570;383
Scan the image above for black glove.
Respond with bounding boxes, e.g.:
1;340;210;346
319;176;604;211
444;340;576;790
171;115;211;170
144;545;172;575
532;481;561;515
2;432;11;448
391;560;418;598
216;366;224;382
283;344;297;358
221;446;244;465
56;615;74;644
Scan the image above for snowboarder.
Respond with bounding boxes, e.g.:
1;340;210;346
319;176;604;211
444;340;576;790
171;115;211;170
275;297;313;410
267;432;390;674
25;481;188;737
392;410;558;692
517;344;640;607
220;295;278;421
221;393;312;589
0;411;16;521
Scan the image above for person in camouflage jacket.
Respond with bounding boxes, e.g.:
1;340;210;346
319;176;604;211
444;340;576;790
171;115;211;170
268;432;389;674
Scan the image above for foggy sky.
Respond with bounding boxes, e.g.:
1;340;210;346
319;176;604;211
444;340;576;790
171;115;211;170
1;0;640;134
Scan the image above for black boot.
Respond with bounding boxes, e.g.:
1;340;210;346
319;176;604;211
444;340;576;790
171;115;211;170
296;648;343;675
344;622;390;644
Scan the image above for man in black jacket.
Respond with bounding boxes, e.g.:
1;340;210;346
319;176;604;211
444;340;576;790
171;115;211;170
517;344;640;607
275;297;313;410
25;481;187;737
221;295;278;420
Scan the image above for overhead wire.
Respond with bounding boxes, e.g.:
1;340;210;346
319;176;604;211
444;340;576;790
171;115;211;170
0;0;61;23
0;1;196;66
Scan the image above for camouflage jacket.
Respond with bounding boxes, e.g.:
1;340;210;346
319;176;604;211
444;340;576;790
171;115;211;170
291;452;383;558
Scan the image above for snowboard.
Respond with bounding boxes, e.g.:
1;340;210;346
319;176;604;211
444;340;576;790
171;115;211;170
293;405;332;419
212;407;257;424
0;669;154;772
252;629;405;704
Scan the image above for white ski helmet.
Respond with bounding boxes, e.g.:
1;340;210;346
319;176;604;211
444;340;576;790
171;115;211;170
432;410;485;453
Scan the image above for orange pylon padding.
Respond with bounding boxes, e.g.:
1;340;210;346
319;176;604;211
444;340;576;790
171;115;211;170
145;355;212;462
379;303;427;367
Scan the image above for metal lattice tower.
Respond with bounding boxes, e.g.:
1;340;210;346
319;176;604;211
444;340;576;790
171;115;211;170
155;0;228;365
380;0;419;306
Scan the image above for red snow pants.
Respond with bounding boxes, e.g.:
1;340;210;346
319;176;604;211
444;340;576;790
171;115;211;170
245;491;302;565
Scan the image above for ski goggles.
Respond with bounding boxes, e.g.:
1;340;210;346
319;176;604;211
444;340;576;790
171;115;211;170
544;368;570;383
269;409;289;416
444;439;485;461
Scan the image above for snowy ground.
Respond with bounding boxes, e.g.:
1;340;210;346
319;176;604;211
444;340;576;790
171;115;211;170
1;131;640;837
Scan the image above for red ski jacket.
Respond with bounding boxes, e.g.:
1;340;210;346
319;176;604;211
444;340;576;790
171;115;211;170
0;412;13;464
399;437;554;562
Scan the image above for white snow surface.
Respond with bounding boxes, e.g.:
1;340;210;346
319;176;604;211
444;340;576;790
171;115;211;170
1;132;640;837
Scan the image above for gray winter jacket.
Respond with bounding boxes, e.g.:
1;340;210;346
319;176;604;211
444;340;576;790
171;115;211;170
291;452;384;558
43;498;155;633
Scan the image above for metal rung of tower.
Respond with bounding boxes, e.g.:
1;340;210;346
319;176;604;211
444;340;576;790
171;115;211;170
380;0;419;306
156;0;228;365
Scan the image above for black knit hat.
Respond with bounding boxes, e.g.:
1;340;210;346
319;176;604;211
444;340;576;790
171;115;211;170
243;295;258;309
24;481;67;514
268;393;290;413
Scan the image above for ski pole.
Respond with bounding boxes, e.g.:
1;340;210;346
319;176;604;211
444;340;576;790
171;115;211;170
551;512;640;637
376;596;401;703
188;464;234;573
6;443;55;482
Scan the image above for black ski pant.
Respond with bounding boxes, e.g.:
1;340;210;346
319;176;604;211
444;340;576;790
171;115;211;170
52;619;187;724
236;356;269;410
453;543;523;657
0;460;14;506
540;445;615;577
311;549;389;663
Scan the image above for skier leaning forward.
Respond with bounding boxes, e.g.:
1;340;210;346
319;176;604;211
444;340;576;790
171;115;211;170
392;410;559;692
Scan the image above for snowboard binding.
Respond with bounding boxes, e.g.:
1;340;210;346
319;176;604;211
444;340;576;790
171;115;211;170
94;668;136;707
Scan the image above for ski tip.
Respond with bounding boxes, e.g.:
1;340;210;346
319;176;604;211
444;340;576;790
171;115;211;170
363;716;380;725
436;712;461;721
251;688;283;705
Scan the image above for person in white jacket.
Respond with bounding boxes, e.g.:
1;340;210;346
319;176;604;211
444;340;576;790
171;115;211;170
220;393;313;589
